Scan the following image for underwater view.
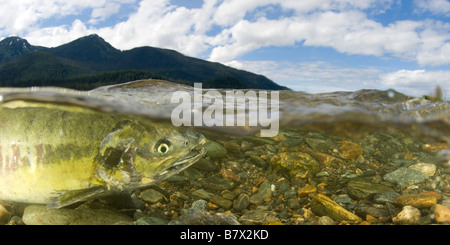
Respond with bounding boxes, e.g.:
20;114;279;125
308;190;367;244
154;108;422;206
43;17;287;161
0;80;449;226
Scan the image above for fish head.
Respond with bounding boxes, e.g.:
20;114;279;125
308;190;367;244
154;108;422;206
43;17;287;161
95;119;206;189
133;123;207;185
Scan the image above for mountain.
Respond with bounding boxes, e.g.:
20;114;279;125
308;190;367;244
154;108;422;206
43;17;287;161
0;36;45;63
48;34;121;70
0;34;289;90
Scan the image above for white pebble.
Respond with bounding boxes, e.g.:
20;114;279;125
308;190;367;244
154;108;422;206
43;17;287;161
408;162;436;176
392;206;421;225
271;184;276;192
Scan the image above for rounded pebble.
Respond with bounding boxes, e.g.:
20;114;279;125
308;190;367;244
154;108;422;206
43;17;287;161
311;216;335;225
432;204;450;224
201;176;235;191
191;199;209;212
338;141;363;160
269;152;320;178
0;204;11;225
346;178;394;200
233;193;250;211
298;184;317;196
239;210;279;225
392;206;421;225
192;189;214;200
249;182;272;205
138;189;164;204
210;195;233;209
408;162;436;176
204;140;227;158
383;167;429;188
394;194;437;208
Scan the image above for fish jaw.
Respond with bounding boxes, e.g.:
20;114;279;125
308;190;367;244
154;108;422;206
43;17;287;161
135;134;207;187
151;147;206;182
139;147;206;185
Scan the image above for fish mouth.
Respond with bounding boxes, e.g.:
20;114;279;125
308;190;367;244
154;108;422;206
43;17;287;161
153;147;206;180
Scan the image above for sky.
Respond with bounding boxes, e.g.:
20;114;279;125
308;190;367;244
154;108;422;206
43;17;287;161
0;0;449;99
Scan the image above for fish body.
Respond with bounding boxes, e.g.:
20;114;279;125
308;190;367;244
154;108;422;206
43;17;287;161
0;101;206;208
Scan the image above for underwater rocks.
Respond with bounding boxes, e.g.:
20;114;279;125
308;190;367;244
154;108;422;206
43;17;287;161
169;210;239;225
210;195;233;209
200;176;235;191
311;194;362;223
346;178;394;200
249;181;272;205
133;216;169;225
139;189;164;204
269;152;320;178
383;167;430;188
408;162;436;176
297;184;317;196
394;193;437;208
310;194;362;223
373;192;401;204
305;138;329;152
203;140;227;158
338;141;363;160
2;127;449;226
239;210;279;225
0;202;11;225
22;204;133;225
392;206;421;225
233;193;250;211
432;204;450;224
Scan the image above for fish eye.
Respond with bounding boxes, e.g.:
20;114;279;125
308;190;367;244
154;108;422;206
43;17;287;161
157;143;169;154
155;139;171;155
184;140;189;146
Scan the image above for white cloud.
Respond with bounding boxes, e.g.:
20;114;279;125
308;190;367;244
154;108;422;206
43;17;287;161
280;0;394;13
24;19;94;47
0;0;136;36
209;17;300;62
207;0;399;62
90;3;122;24
93;0;215;56
0;1;97;34
414;0;450;16
210;4;450;67
209;10;430;64
379;69;450;97
416;20;450;66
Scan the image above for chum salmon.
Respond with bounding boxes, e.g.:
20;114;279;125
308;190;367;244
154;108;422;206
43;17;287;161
0;100;206;209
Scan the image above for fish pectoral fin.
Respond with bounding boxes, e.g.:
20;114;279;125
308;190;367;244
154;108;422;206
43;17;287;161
46;186;107;210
